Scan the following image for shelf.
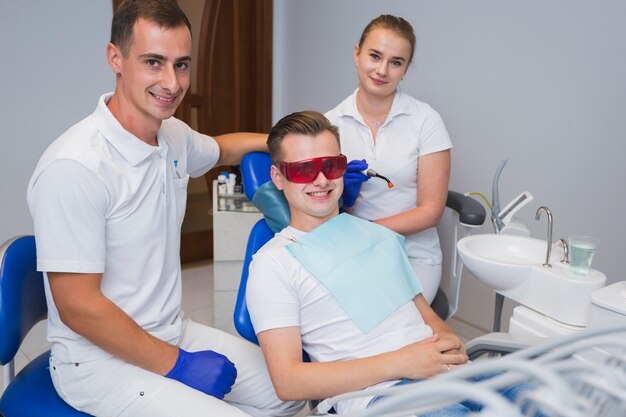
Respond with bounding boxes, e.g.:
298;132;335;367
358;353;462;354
216;193;259;213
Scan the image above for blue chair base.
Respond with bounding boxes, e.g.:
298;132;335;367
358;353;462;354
0;351;90;416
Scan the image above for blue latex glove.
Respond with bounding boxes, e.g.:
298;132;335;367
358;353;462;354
166;348;237;399
342;159;369;208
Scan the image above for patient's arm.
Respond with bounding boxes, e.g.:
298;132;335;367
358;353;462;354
257;325;467;401
414;294;468;357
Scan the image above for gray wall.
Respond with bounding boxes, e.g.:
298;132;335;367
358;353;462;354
0;0;113;242
273;0;626;335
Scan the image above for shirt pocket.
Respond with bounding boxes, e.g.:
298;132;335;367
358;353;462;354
173;174;190;228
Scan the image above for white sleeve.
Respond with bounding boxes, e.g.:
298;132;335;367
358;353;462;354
28;159;108;273
179;120;220;178
415;107;453;157
246;250;301;334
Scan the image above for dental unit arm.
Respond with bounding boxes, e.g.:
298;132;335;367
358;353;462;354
487;159;533;236
497;191;534;236
491;159;507;232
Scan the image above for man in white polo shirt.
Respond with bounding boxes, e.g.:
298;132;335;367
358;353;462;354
26;1;302;417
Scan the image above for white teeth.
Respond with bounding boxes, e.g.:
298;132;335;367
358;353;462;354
309;191;329;197
153;93;175;102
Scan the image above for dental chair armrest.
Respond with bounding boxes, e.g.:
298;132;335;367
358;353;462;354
466;332;544;360
446;191;486;227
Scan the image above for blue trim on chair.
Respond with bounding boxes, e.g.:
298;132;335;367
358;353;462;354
0;236;46;365
240;152;272;200
0;352;88;416
235;151;276;343
233;219;274;344
0;235;90;416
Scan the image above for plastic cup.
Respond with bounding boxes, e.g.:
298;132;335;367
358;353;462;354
568;235;599;275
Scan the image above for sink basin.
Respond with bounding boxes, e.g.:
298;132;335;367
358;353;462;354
457;234;606;326
457;235;558;291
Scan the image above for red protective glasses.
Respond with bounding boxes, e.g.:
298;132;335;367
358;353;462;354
275;154;348;183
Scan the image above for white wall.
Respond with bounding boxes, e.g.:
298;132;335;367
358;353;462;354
0;0;113;243
273;0;626;336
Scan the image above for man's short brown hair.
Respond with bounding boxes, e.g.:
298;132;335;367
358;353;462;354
111;0;191;57
267;111;340;162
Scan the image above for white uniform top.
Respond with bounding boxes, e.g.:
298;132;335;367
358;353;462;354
247;226;434;414
325;89;452;267
27;93;220;363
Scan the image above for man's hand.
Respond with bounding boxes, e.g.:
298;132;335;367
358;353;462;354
388;334;468;379
166;348;237;399
342;159;369;208
438;331;467;356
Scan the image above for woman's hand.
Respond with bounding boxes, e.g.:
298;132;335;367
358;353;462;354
342;159;369;208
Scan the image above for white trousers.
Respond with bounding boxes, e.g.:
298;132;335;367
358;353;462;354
408;259;442;304
49;319;304;417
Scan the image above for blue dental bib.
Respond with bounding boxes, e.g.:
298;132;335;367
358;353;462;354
286;213;423;333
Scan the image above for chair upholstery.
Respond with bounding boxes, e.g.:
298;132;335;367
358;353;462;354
240;151;272;201
233;219;273;344
233;152;274;342
0;235;89;417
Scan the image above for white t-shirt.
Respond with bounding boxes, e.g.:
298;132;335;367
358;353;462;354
247;226;434;413
325;89;453;267
27;93;220;362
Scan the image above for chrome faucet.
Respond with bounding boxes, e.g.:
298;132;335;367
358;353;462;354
556;238;569;264
535;206;553;268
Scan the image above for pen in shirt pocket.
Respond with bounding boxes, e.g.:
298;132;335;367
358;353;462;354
173;160;182;178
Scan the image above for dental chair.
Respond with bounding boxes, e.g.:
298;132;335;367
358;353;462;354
233;151;487;343
0;235;89;417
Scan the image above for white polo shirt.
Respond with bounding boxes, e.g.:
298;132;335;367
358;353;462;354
325;89;452;266
27;93;220;362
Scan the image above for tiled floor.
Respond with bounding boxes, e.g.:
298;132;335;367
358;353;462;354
180;260;215;326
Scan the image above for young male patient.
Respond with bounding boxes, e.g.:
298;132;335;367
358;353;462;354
246;110;469;414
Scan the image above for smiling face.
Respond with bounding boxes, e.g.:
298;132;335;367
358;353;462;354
106;18;192;144
270;130;343;232
354;27;412;100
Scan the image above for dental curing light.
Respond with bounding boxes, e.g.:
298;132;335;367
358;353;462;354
363;168;394;188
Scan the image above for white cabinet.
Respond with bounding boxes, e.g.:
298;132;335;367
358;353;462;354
212;181;263;335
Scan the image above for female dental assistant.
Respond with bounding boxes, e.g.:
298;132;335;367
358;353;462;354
325;15;452;303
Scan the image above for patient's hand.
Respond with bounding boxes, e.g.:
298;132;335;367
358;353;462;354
437;331;468;358
389;333;469;379
411;294;468;370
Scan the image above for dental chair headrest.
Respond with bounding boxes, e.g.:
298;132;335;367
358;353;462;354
241;152;290;233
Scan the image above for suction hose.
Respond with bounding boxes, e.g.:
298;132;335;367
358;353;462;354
491;159;508;232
